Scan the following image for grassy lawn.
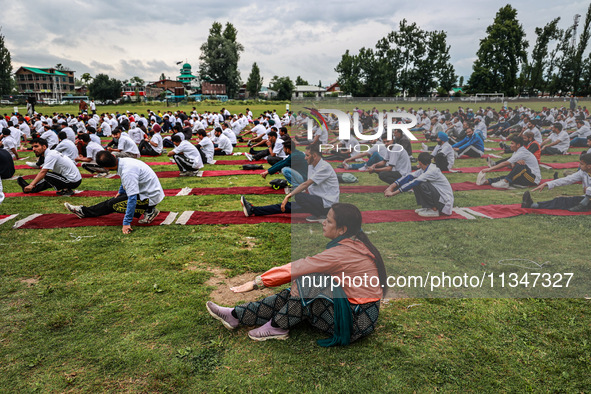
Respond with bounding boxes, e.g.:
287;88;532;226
1;106;590;392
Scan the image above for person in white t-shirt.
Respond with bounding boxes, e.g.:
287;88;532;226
1;128;19;159
64;151;164;234
108;129;140;158
213;127;233;155
240;144;339;222
55;131;79;161
479;135;541;189
168;134;203;176
541;123;570;155
76;133;108;176
195;129;214;164
16;137;82;196
139;127;163;156
367;142;412;185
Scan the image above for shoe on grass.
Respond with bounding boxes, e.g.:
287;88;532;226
16;176;29;191
64;202;85;218
248;320;289;341
418;209;440;218
139;208;160;224
56;189;75;196
521;191;534;209
421;142;428;152
476;171;487;186
491;179;510;189
26;161;40;169
240;195;254;217
487;157;495;168
568;204;589;212
206;301;239;330
245;153;254;162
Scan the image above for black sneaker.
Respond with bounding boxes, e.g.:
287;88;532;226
553;171;559;180
56;189;75;196
240;195;254;217
568;204;588;212
16;176;29;191
521;191;534;209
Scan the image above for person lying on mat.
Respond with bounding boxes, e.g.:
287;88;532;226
384;152;454;218
206;203;386;345
240;143;339;223
477;135;541;189
521;153;591;212
64;151;164;234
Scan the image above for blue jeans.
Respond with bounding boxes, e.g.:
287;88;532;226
350;151;383;169
281;167;305;188
570;137;588;147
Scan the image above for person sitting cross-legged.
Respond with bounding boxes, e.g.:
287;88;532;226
167;134;204;176
477;135;541;189
206;203;386;344
383;152;454;218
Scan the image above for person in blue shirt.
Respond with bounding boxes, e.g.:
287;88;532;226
452;126;484;158
259;138;308;188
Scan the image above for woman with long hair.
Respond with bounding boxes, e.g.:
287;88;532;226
206;203;387;346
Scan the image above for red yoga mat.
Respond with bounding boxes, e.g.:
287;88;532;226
540;162;579;169
467;204;591;219
13;211;174;229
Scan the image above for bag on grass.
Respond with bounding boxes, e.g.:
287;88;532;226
337;173;358;183
269;179;289;190
242;164;263;170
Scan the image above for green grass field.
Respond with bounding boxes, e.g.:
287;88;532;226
1;103;590;392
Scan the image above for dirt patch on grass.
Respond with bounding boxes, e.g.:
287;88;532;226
199;266;276;306
19;277;40;287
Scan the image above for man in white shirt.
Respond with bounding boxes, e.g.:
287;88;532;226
168;135;203;176
523;153;591;212
139;127;163;156
247;130;286;165
240;143;339;222
430;132;455;171
55;131;79;161
17;137;82;196
195;129;214;164
108;129;140;158
76;133;107;176
569;119;591;147
65;151;164;234
213;127;233;156
384;152;454;218
541;123;570;155
1;128;19;159
367;142;412;185
479;135;541;189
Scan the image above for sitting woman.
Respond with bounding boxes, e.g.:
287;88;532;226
206;203;387;346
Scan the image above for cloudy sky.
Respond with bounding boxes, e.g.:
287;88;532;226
3;0;590;86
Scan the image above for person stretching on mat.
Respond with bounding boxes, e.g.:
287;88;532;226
64;151;164;234
206;203;386;345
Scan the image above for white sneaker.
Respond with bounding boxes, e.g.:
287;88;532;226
415;208;428;213
343;162;351;170
245;153;254;162
476;171;487;186
93;172;109;178
418;209;440;217
421;143;429;152
26;161;40;169
358;165;368;171
491;179;510;189
487;157;495;168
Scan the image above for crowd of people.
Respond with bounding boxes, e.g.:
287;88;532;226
1;101;591;344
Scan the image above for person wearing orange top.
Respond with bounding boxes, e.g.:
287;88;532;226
206;203;387;345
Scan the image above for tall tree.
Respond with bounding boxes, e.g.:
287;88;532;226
572;3;591;94
199;21;244;98
335;50;363;96
129;76;145;86
0;28;12;96
523;18;561;95
88;74;122;101
245;62;263;97
80;72;93;85
269;75;294;100
295;76;309;85
159;73;167;81
468;5;528;95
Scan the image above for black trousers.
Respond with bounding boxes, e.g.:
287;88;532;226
433;153;449;171
81;194;153;217
378;171;403;185
28;172;82;192
196;145;208;164
139;140;160;156
414;182;444;212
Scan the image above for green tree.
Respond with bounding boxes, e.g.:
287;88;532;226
245;62;263;98
80;72;93;85
199;21;244;98
335;50;363;96
269;75;294;100
88;74;123;101
572;4;591;94
0;28;12;96
295;76;309;85
159;73;166;81
129;76;145;86
522;18;562;95
468;5;528;95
